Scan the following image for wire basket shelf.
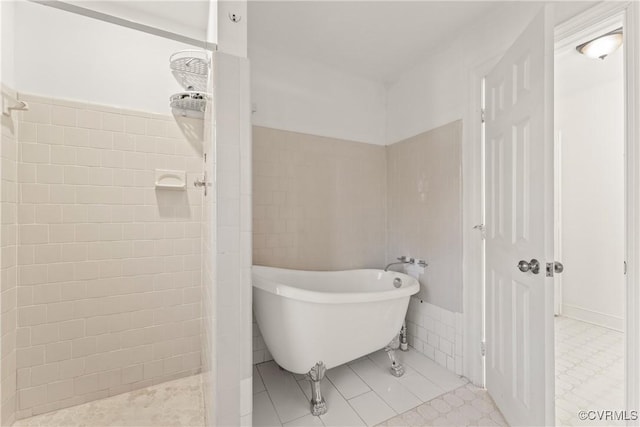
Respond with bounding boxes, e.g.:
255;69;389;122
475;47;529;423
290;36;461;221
170;92;209;115
170;50;209;91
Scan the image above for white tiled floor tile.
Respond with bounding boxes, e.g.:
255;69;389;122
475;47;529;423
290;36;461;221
399;349;466;391
368;350;445;402
396;366;446;403
292;373;307;381
326;364;371;400
254;390;283;427
350;358;421;413
283;414;324;427
349;391;396;427
258;361;310;423
254;365;266;394
298;378;367;427
254;348;473;427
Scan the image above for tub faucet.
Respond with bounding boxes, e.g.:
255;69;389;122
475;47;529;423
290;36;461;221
384;256;410;272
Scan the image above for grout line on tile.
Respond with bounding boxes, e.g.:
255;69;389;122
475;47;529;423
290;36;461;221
344;397;370;426
323;364;365;403
262;376;285;426
346;364;400;417
342;388;371;402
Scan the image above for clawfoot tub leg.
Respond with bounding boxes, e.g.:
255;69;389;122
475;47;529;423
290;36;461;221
385;335;405;377
307;361;327;416
399;321;409;351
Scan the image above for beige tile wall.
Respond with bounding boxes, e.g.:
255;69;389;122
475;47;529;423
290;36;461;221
14;93;203;419
1;85;19;426
386;120;463;312
252;126;387;365
252;126;387;272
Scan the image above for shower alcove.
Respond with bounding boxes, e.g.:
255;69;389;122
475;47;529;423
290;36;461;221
0;1;252;426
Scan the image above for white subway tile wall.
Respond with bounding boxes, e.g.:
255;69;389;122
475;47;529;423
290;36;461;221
1;84;19;426
14;93;203;419
405;297;463;375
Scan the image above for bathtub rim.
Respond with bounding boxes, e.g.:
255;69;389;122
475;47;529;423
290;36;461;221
252;265;419;304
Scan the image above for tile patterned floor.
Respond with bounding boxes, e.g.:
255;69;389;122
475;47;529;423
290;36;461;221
555;316;625;427
378;384;507;427
13;374;205;427
253;347;504;427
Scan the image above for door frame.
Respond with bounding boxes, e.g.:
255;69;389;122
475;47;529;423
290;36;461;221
553;129;563;316
463;0;640;418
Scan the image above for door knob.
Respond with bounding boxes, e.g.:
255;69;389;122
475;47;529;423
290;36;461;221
518;259;540;274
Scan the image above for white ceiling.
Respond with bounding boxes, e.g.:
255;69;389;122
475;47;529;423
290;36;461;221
248;1;500;82
248;1;597;83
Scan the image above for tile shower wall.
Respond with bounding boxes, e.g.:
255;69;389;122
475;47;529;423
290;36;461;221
1;85;19;426
14;93;203;418
252;126;387;271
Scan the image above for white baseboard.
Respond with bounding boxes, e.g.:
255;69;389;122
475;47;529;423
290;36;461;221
562;304;624;332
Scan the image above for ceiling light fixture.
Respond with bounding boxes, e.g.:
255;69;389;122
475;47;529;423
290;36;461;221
576;27;623;60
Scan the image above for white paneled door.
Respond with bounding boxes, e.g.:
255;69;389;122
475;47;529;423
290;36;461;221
484;7;555;426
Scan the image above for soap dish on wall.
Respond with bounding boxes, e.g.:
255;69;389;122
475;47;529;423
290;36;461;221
155;169;186;190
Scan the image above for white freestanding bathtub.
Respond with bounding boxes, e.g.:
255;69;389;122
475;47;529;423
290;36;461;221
252;265;420;415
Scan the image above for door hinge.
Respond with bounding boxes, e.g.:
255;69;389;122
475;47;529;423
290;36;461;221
624;261;627;275
480;341;486;357
481;108;486;123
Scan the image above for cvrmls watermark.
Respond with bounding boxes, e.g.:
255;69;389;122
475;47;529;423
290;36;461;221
578;410;639;421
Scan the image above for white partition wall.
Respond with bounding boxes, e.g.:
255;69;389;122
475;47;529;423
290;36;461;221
201;2;252;425
203;50;252;427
